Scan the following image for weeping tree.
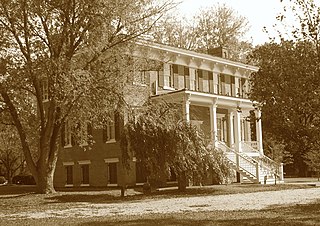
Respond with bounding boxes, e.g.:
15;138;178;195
121;101;233;192
0;0;175;194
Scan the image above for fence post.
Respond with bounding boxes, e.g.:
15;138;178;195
255;162;260;184
279;163;284;182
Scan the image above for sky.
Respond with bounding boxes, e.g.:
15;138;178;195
175;0;294;46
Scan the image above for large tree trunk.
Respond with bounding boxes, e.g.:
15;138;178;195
35;164;56;194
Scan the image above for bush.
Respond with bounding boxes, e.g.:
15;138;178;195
12;175;36;185
0;176;7;184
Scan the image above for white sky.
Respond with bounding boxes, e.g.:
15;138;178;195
175;0;295;46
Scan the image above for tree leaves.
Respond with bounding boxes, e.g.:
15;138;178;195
121;101;233;188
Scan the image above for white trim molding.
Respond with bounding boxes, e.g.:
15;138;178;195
104;158;119;163
78;160;91;165
63;162;74;166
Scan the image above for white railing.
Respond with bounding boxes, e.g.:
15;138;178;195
218;141;259;181
241;141;284;182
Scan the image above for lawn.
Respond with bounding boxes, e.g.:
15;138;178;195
0;183;319;226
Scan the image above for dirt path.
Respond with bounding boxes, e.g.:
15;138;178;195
1;187;320;219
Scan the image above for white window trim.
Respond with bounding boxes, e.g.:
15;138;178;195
104;158;119;163
63;162;74;166
163;85;175;91
65;184;74;187
105;138;116;144
78;160;91;165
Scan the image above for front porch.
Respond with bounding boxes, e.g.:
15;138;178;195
152;89;284;184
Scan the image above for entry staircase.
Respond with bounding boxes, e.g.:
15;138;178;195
217;141;284;184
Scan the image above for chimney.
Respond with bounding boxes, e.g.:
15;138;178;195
207;46;229;59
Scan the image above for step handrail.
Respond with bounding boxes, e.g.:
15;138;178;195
241;142;281;177
217;141;258;179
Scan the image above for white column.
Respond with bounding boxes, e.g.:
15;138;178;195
255;109;263;155
183;96;190;122
234;108;242;153
228;111;234;148
209;102;218;145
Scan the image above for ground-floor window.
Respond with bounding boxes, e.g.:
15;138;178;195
66;165;73;185
81;164;90;185
108;163;118;185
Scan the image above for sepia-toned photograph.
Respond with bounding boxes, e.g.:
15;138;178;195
0;0;319;225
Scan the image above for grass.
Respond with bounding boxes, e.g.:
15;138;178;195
0;183;319;226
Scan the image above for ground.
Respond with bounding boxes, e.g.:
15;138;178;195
0;180;320;225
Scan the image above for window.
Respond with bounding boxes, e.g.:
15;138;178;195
81;164;89;185
224;75;231;96
103;114;115;143
79;122;92;146
65;165;73;185
163;63;173;87
62;120;73;147
202;70;209;93
189;68;197;91
104;158;119;185
235;77;241;97
108;163;118;184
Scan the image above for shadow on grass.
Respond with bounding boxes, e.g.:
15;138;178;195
0;185;36;196
77;200;320;226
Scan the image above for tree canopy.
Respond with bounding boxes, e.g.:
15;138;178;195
150;3;252;61
0;0;174;193
249;0;320;176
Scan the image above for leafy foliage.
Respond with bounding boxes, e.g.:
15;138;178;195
249;40;320;176
249;0;320;176
0;0;175;193
121;101;233;191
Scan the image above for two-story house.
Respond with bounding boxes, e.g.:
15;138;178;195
53;41;284;188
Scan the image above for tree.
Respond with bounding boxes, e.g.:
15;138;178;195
0;0;175;194
249;40;320;176
0;125;24;184
304;147;320;181
121;101;233;192
150;4;252;61
249;0;320;176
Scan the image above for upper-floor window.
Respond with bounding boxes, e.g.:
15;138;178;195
103;113;116;143
63;119;73;147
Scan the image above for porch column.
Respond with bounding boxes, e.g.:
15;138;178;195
228;111;234;148
183;95;190;122
234;108;242;153
209;101;218;145
255;109;263;155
